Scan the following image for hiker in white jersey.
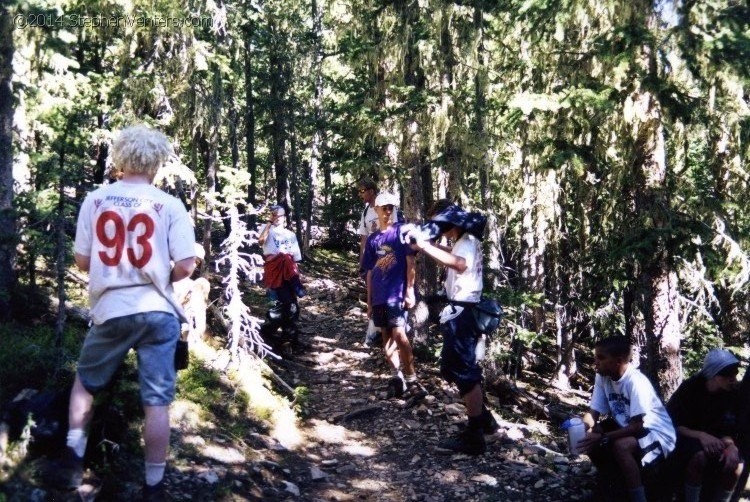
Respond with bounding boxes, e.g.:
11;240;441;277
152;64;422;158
356;177;398;279
577;336;676;502
47;125;196;501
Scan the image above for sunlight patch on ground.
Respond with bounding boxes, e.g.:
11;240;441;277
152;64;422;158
349;478;389;491
200;443;246;464
271;407;303;449
188;340;305;449
171;400;209;431
340;443;377;456
231;358;304;448
305;419;376;456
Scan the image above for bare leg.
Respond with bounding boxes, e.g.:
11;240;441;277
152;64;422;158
611;436;642;489
463;383;483;418
719;460;743;491
391;327;415;376
69;374;95;430
143;406;170;463
382;329;401;372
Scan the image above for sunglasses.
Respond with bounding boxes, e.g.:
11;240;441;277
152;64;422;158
358;189;368;194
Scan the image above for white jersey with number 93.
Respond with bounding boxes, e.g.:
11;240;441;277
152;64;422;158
74;181;196;325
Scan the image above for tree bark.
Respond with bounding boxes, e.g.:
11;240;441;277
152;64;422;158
630;31;681;397
305;0;323;254
0;6;15;321
269;18;290;209
243;17;257;215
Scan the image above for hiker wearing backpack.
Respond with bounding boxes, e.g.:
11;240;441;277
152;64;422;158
405;201;499;455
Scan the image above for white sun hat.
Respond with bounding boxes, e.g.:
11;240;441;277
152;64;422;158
374;192;399;207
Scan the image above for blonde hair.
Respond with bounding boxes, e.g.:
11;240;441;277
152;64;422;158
111;125;172;177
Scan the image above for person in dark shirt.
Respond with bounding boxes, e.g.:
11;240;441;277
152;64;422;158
667;349;744;502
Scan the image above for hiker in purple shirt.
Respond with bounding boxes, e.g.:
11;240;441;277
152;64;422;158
362;192;428;403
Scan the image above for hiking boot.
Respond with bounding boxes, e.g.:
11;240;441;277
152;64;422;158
482;408;500;434
402;380;428;406
142;479;169;501
436;428;486;455
386;376;405;398
45;446;84;490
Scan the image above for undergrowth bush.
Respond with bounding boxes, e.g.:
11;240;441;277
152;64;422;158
0;323;83;403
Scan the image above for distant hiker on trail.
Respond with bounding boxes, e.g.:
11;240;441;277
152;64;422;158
258;204;305;352
405;201;499;456
48;125;197;500
356;177;399;280
576;336;676;502
666;348;744;502
363;192;428;404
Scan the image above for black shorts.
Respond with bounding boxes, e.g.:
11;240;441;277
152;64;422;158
439;307;482;395
371;303;408;329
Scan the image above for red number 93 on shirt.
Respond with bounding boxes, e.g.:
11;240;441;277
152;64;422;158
95;210;155;268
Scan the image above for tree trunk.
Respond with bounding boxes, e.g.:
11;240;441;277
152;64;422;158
269;20;290;208
630;28;681;397
399;1;433;343
55;148;68;346
305;0;323;254
243;18;257;216
0;7;15;321
202;67;222;259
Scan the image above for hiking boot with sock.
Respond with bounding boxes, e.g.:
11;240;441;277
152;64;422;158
386;376;405;398
46;446;84;490
402;381;428;406
143;479;169;502
436;428;486;455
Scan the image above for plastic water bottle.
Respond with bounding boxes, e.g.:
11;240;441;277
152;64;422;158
566;417;586;455
475;334;487;361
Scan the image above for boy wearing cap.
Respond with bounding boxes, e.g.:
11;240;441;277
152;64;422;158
362;193;427;403
667;349;744;502
576;336;676;502
407;200;498;455
357;178;399;279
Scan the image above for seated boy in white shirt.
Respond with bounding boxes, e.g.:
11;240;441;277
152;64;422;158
576;336;676;502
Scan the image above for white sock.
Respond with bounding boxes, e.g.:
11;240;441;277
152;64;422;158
404;373;417;383
145;462;166;486
66;429;87;458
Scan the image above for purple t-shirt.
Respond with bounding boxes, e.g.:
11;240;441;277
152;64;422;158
363;223;415;306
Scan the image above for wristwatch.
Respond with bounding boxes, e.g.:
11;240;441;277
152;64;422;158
599;433;610;446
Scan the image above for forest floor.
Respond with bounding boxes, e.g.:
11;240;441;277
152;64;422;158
2;248;606;501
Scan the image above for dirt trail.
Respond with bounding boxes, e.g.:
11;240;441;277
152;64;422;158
255;267;597;501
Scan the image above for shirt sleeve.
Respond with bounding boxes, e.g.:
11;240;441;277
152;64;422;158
590;375;610;415
362;235;376;271
627;372;660;419
73;195;93;257
358;205;368;236
168;199;197;262
263;228;279;256
453;235;476;270
291;234;302;262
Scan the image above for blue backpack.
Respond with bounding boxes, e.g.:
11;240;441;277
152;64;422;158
473;298;504;335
